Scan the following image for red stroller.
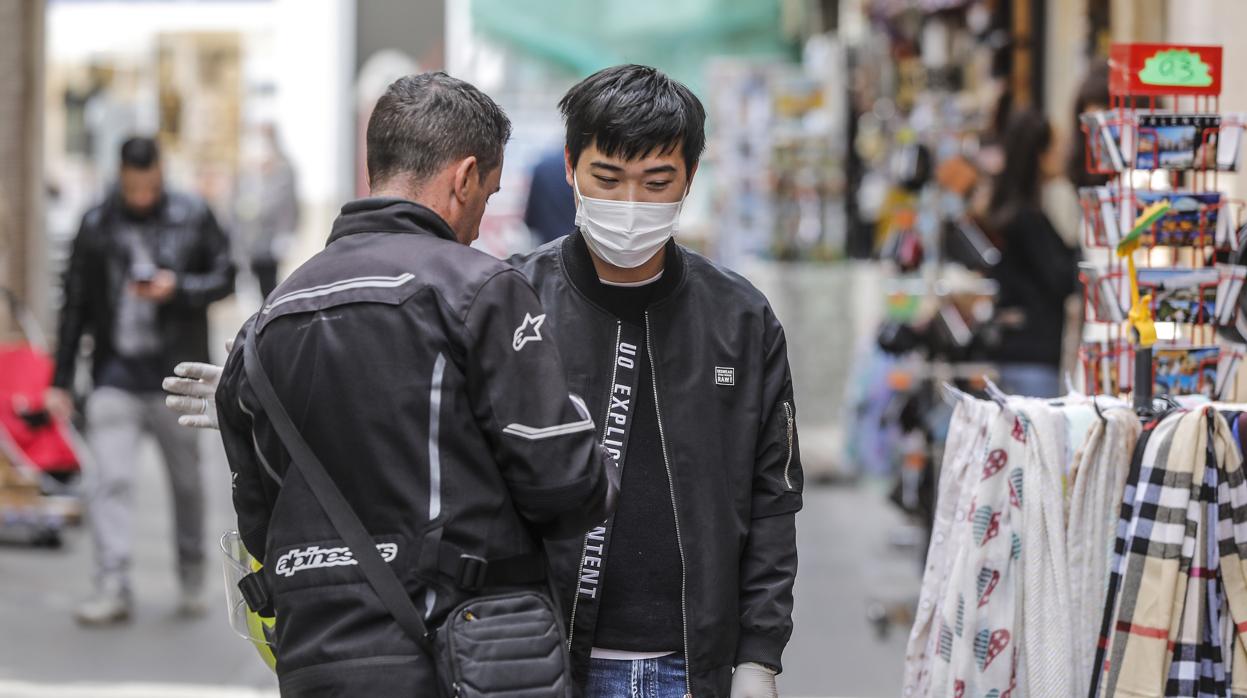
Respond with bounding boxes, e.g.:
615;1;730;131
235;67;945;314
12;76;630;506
0;289;84;547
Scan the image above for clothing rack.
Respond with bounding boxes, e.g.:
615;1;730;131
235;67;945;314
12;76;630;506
908;385;1247;697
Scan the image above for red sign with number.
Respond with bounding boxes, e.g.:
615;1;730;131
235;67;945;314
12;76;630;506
1109;43;1223;97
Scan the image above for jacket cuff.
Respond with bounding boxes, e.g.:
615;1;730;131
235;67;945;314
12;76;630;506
736;630;786;674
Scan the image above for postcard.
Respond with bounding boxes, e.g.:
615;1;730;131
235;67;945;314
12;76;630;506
1080;261;1125;323
1219;114;1244;171
1130;190;1222;246
1154;346;1220;398
1135;114;1220;170
1218;264;1247;326
1136;267;1220;324
1217;345;1244;399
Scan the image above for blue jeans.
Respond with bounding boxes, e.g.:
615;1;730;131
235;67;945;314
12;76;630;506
996;362;1062;399
586;655;687;698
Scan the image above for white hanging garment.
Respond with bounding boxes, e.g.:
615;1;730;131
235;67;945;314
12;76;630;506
1066;407;1139;696
1016;399;1076;698
903;398;998;696
927;406;1025;697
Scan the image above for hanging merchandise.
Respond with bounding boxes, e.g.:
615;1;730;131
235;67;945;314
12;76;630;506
904;378;1247;698
904;387;1147;697
903;396;999;696
1091;408;1247;697
1077;43;1247;407
1067;407;1140;695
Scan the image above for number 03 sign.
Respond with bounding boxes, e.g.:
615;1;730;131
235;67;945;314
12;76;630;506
1110;44;1223;97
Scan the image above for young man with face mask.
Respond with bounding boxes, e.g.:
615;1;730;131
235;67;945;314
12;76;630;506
513;63;803;698
166;65;799;698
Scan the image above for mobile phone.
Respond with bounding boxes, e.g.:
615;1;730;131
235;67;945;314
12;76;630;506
131;263;157;284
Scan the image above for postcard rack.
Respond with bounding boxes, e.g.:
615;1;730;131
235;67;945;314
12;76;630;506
1077;43;1247;409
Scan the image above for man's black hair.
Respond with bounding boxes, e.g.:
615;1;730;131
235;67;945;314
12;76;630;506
120;137;160;170
559;64;706;173
366;72;512;187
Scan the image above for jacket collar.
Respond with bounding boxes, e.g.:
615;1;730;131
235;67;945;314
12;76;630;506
106;186;169;223
559;230;685;311
327;197;457;246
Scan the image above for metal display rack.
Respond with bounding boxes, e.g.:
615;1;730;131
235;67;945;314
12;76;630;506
1077;43;1247;412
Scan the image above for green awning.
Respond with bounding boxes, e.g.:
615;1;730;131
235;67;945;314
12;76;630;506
470;0;797;89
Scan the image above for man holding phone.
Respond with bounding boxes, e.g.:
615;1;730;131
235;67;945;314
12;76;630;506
49;136;235;625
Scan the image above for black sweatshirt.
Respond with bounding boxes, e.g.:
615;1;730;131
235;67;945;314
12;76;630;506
988;206;1079;367
566;237;683;653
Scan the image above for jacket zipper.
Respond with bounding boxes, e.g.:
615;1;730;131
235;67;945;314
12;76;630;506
566;321;623;653
782;401;794;489
646;312;693;698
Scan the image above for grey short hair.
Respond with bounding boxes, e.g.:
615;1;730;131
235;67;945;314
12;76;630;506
365;72;512;187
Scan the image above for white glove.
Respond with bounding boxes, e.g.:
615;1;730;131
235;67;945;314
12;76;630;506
730;662;778;698
163;339;232;431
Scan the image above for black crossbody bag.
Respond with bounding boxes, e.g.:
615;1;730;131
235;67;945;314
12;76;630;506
243;329;573;698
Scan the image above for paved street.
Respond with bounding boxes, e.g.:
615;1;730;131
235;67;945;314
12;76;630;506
0;403;919;697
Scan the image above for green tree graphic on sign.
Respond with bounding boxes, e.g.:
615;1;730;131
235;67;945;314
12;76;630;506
1139;49;1214;87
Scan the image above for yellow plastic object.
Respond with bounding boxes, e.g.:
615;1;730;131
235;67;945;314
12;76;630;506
1117;203;1164;349
221;531;278;672
246;557;278;672
1127;290;1158;347
1117;200;1171;255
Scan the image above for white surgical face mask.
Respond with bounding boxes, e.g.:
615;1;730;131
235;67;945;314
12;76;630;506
573;174;685;269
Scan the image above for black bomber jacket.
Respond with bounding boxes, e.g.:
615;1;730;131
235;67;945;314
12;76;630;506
514;232;804;698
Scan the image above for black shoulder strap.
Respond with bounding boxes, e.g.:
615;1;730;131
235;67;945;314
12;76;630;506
243;328;433;652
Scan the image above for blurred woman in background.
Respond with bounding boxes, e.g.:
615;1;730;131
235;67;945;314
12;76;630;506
986;108;1079;398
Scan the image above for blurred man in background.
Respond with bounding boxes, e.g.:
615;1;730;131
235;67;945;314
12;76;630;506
48;136;234;625
234;123;299;299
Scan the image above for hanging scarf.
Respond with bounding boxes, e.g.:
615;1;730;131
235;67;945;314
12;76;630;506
928;406;1025;698
1214;410;1247;698
1090;412;1166;696
1016;399;1076;697
905;399;1000;696
1067;408;1140;696
1093;408;1247;697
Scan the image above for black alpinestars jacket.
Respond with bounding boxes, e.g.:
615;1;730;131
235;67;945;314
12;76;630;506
214;198;615;696
513;233;804;698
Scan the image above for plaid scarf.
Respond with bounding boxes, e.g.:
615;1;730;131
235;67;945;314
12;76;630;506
1092;408;1247;698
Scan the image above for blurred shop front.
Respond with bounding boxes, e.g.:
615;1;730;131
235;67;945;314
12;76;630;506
37;0;449;329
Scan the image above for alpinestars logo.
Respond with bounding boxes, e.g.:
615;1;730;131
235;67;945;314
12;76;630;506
512;313;546;351
274;543;399;578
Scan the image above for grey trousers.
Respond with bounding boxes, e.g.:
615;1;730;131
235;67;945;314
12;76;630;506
85;387;205;590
